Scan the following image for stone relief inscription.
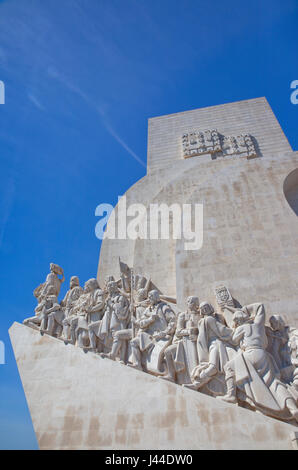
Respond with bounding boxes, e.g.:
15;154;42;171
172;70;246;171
182;129;221;158
182;129;258;160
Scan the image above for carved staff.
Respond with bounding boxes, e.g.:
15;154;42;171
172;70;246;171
130;268;135;337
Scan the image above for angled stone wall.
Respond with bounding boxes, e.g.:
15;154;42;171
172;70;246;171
9;322;297;450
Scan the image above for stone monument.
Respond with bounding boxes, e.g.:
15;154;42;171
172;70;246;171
10;97;298;449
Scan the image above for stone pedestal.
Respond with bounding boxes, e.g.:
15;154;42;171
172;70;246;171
9;322;297;450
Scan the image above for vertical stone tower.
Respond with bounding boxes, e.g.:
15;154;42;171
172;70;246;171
98;97;298;326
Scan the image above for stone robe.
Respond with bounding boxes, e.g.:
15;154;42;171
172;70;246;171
225;304;297;419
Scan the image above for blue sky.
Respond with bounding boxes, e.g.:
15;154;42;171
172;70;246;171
0;0;297;449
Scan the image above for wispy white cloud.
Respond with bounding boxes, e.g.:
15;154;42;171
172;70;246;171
47;67;146;168
28;93;45;111
103;120;146;168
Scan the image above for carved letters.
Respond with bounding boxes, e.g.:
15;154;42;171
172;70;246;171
182;129;258;160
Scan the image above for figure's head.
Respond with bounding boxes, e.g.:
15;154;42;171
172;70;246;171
269;315;285;332
233;310;249;327
107;280;118;294
105;275;115;285
70;276;79;289
137;276;146;290
148;290;160;305
50;263;63;275
187;296;200;312
199;301;214;316
136;288;148;302
84;278;99;293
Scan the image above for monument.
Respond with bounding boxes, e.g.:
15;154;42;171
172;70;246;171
10;97;298;449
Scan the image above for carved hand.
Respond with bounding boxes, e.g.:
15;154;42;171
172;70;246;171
153;331;166;340
189;335;197;342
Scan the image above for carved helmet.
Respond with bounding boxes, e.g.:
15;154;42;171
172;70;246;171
269;314;285;331
187;296;200;309
199;301;214;316
148;289;160;303
233;310;249;325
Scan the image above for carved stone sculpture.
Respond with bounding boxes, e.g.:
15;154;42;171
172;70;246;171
23;285;47;328
289;327;298;392
60;276;84;342
184;301;236;394
23;263;65;328
98;280;130;358
70;278;104;348
218;304;298;423
41;263;65;297
39;286;61;334
130;290;176;373
182;129;222;158
182;130;258;160
160;296;201;384
22;263;298;427
101;276;152;363
266;316;298;394
215;285;234;309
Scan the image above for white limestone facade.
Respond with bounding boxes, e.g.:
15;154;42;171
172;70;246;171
98;98;298;326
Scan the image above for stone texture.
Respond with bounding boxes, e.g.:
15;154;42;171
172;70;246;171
147;97;291;171
9;322;297;450
98;98;298;327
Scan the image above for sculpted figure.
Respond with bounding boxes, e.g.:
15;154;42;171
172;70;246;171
160;296;201;384
266;315;298;391
130;290;176;373
218;305;298;423
103;275;116;297
23;264;64;328
72;278;105;348
101;284;149;362
60;276;84;342
288;327;298;391
24;285;60;333
23;284;47;327
266;315;290;370
134;285;151;317
185;302;235;391
39;286;62;334
41;263;65;297
98;281;130;356
101;276;151;362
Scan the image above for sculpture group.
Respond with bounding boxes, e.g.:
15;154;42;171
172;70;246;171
23;261;298;425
